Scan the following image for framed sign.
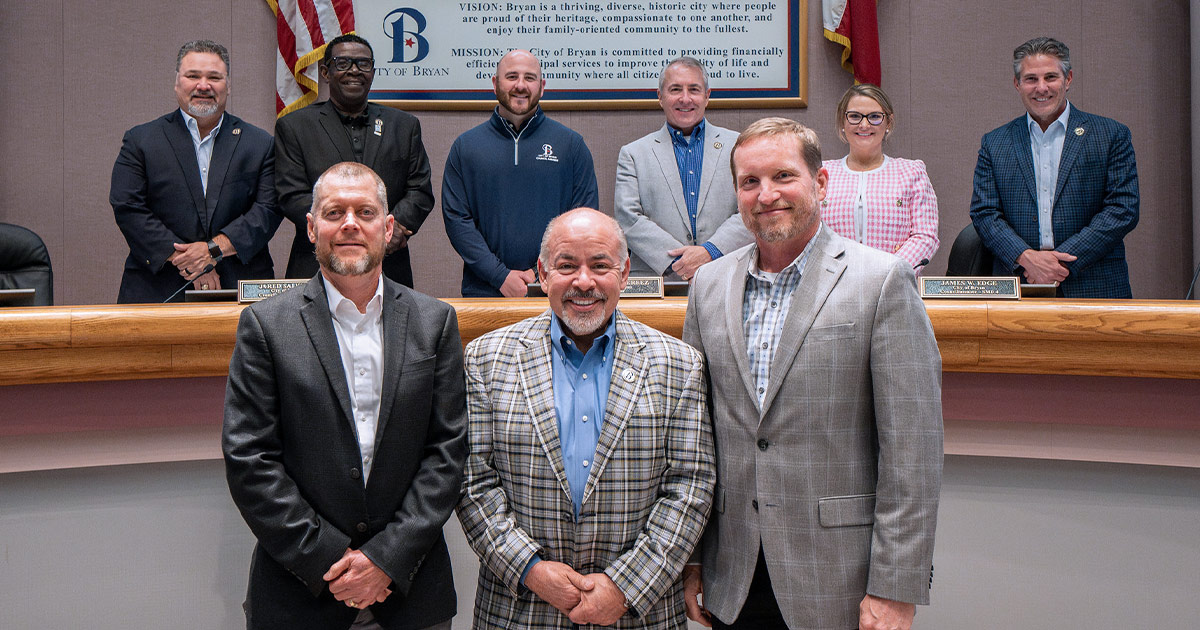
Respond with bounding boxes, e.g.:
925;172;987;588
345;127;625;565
354;0;808;109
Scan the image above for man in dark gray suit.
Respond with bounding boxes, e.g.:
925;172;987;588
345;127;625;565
682;118;942;630
274;34;434;287
223;162;466;630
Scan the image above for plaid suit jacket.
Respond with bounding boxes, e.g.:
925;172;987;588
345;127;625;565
456;310;715;630
684;227;943;630
970;106;1140;297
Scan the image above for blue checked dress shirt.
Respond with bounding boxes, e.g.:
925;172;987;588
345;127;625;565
742;234;818;409
670;119;723;260
521;312;616;583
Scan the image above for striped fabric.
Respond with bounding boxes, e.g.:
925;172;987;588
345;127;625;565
821;156;940;270
266;0;355;117
457;310;715;629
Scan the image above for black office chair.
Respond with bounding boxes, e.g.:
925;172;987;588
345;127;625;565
0;222;53;305
945;223;993;276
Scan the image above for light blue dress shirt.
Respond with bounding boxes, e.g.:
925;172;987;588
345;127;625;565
181;109;224;195
1028;102;1071;250
521;312;616;585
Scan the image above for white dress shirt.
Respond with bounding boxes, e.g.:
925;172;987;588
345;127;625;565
1028;102;1071;250
323;275;385;482
180;109;223;195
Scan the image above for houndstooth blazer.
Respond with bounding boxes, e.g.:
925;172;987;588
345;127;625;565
456;310;716;630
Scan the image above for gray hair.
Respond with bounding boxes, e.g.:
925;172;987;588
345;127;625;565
658;56;709;92
539;208;629;268
311;162;388;214
176;40;230;74
1013;37;1071;78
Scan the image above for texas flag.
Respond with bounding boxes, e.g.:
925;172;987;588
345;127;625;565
822;0;882;86
267;0;356;117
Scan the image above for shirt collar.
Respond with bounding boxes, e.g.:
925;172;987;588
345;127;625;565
669;118;706;146
336;106;371;128
323;274;384;324
180;108;224;143
1027;101;1071;136
549;311;617;357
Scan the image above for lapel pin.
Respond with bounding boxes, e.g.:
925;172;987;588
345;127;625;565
713;141;722;149
1074;127;1085;136
374;119;383;136
621;368;636;383
232;128;241;135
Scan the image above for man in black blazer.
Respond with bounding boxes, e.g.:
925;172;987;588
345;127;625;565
111;40;280;303
223;162;467;630
274;34;434;287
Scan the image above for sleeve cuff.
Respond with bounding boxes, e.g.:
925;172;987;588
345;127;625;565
702;242;723;260
519;555;541;587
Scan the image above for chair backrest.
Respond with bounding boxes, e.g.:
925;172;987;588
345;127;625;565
0;223;53;305
945;223;993;276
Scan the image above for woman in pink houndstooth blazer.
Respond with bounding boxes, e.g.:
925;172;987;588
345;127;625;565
822;84;940;271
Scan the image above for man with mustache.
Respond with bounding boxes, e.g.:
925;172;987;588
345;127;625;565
274;34;434;288
682;118;942;630
224;162;467;630
442;50;599;297
111;40;280;302
457;208;715;628
971;37;1139;297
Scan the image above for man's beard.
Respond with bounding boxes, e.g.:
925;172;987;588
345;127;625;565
186;94;219;119
496;87;540;116
559;289;608;337
744;190;819;243
317;242;381;276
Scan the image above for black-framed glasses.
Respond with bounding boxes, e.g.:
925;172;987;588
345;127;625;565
328;56;374;72
845;111;887;125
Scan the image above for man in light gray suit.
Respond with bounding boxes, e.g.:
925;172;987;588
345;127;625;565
681;118;942;630
614;57;752;281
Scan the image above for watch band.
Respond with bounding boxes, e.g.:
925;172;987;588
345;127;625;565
207;239;223;263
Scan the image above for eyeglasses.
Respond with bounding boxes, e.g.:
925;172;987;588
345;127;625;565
845;111;887;125
546;262;623;277
328;56;374;73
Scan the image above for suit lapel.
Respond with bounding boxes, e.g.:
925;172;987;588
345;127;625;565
374;280;409;449
203;115;239;232
318;101;357;162
1007;117;1037;204
516;315;574;503
362;104;383;170
161;111;207;230
723;248;758;406
760;228;845;414
1054;107;1087;206
581;313;646;508
299;277;356;428
650;125;690;234
696;124;723;213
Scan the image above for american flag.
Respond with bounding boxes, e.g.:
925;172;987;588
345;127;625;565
266;0;355;116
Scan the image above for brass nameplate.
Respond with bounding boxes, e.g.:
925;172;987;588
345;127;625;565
919;276;1020;300
622;276;664;298
238;279;307;303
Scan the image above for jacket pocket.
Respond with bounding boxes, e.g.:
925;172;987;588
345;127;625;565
818;493;876;527
808;322;856;341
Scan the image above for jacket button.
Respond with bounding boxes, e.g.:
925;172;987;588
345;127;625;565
757;439;768;451
752;499;759;511
350;468;361;480
356;522;368;533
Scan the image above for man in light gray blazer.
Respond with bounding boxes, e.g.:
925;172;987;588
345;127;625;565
457;208;715;629
614;57;752;281
682;119;942;630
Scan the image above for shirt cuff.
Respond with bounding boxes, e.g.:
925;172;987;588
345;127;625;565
702;242;723;260
519;555;542;587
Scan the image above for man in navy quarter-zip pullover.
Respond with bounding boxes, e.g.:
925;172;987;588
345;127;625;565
442;49;600;297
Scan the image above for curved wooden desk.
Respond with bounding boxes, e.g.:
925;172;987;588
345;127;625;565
1;298;1198;472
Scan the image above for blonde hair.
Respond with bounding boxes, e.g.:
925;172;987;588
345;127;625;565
730;117;823;179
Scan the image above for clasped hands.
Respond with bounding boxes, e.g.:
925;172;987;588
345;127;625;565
323;549;393;610
1017;249;1077;285
168;240;220;290
525;560;628;626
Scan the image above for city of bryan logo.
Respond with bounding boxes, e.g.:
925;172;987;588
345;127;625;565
536;144;559;162
380;7;451;78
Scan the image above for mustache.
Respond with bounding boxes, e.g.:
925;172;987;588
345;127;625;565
562;289;605;301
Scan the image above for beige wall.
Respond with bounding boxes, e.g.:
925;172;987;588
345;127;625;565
0;0;1190;303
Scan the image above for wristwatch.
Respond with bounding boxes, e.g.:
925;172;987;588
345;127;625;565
207;239;224;263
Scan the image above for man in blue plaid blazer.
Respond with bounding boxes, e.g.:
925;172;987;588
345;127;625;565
971;37;1139;298
457;208;716;629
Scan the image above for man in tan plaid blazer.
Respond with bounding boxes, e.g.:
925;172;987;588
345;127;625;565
457;208;716;629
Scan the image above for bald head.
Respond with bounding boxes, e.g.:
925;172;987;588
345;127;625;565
493;49;544;126
539;208;628;268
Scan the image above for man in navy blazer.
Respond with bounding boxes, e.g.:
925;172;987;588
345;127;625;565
111;40;279;303
970;37;1139;298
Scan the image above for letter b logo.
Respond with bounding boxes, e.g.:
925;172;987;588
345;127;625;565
384;8;429;63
